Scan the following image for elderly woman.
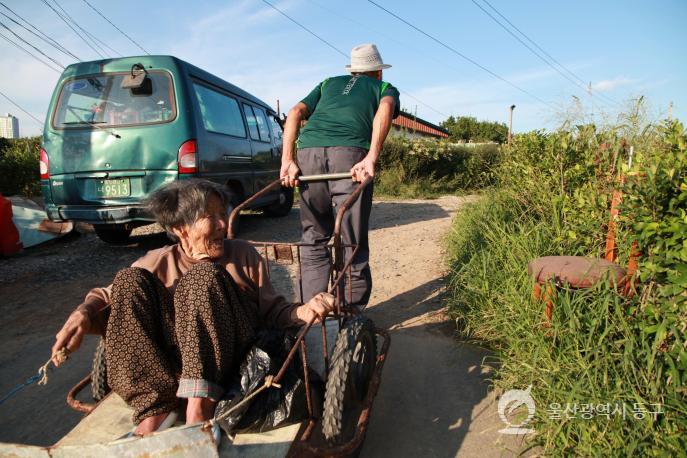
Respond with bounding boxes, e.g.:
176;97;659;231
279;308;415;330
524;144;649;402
51;179;334;435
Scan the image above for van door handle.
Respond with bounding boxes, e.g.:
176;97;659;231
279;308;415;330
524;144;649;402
223;155;251;161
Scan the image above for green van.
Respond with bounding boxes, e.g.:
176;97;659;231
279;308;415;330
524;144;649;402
41;55;291;243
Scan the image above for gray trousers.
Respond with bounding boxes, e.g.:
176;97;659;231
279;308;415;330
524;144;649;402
297;146;373;307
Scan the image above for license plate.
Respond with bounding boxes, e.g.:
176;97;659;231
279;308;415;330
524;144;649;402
96;178;130;197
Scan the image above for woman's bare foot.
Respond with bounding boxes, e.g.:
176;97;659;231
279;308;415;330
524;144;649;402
134;411;174;435
186;397;217;424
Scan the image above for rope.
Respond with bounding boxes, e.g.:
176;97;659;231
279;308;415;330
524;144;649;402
38;348;70;386
213;375;281;422
0;348;70;406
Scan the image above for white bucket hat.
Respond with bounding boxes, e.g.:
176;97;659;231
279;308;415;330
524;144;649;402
345;43;392;73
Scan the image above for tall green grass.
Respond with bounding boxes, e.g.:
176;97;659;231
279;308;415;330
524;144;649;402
447;121;686;455
375;136;501;198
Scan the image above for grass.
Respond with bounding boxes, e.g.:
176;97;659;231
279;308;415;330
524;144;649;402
446;120;687;455
374;136;501;198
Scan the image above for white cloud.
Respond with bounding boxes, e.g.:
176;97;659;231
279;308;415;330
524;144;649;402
592;76;638;92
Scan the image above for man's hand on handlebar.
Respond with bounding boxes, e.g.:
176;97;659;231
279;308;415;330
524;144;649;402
280;160;301;188
52;309;91;366
350;156;376;182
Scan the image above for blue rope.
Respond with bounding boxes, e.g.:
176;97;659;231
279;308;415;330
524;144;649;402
0;369;45;407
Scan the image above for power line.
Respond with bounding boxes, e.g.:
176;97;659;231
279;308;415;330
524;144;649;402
478;0;620;108
367;0;556;110
40;0;104;58
260;0;448;119
398;90;448;118
0;89;44;126
261;0;346;58
0;5;80;61
0;21;65;69
0;31;62;73
470;1;593;100
82;25;121;57
82;0;149;55
307;0;459;117
50;0;114;57
51;0;121;57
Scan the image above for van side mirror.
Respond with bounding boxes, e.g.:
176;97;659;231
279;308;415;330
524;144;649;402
121;63;152;96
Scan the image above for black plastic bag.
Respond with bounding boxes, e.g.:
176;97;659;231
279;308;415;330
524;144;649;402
215;331;321;435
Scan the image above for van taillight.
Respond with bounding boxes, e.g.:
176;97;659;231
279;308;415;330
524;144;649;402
178;140;197;174
39;148;50;179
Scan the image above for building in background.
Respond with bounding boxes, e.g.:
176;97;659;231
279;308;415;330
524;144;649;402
0;114;19;139
390;111;449;139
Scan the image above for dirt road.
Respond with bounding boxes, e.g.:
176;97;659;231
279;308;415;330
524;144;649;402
0;196;524;456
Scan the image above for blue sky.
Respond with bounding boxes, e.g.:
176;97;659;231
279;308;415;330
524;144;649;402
1;0;685;137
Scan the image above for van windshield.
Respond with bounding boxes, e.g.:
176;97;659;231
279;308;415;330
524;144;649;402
52;72;175;128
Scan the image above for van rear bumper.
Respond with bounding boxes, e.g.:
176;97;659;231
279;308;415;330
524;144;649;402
45;204;153;225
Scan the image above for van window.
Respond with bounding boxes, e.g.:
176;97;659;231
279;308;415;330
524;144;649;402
53;72;175;128
193;83;246;137
268;115;282;142
243;104;261;141
253;107;271;142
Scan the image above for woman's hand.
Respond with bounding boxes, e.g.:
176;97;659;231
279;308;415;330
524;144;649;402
296;292;335;323
52;309;91;366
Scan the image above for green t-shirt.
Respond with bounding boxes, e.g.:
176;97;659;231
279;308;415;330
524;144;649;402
297;75;401;150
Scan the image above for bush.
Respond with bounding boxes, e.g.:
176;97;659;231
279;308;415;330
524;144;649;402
376;136;501;197
0;137;41;197
447;120;686;454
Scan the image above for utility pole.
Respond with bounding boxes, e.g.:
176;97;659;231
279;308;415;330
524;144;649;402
588;81;593;122
669;101;673;120
508;104;516;146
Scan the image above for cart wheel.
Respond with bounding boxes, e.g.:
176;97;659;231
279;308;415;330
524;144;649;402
91;338;110;402
322;316;377;444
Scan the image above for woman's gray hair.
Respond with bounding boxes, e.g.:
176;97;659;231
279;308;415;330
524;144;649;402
147;179;232;240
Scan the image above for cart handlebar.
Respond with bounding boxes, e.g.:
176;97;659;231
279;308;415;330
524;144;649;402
298;172;352;182
227;174;372;240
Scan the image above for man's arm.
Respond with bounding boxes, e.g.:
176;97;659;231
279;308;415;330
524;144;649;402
351;95;396;182
280;102;310;188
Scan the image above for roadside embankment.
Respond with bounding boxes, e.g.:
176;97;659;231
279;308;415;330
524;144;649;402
446;120;686;454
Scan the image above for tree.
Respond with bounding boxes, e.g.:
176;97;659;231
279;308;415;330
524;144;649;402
441;116;508;143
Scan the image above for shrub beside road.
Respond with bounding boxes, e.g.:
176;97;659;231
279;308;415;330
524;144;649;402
0;137;41;197
447;119;686;454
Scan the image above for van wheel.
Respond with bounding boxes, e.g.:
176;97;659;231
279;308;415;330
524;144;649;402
262;186;294;217
93;224;132;244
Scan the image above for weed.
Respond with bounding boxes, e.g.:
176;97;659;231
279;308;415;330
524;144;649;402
447;120;687;454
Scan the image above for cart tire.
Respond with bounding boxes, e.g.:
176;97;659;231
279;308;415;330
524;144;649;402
322;316;377;444
262;186;294;217
91;338;110;402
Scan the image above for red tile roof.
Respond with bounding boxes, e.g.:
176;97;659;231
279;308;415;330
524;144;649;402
392;112;449;138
